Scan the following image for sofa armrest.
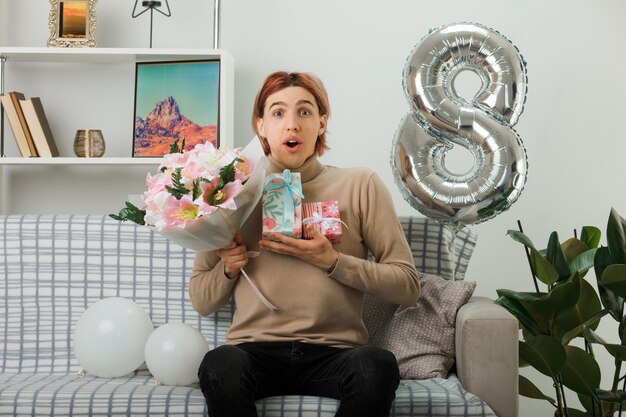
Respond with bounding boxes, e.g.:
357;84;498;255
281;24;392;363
455;296;519;417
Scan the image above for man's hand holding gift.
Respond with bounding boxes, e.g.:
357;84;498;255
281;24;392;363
260;225;339;273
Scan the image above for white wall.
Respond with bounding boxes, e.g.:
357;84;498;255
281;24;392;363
4;1;626;415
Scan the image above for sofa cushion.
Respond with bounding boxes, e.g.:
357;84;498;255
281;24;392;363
398;216;477;281
364;218;478;376
368;274;476;379
0;373;495;417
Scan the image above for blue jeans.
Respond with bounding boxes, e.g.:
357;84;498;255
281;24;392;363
197;341;400;417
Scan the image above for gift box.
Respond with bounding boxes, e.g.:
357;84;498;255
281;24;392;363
262;169;303;238
302;201;343;244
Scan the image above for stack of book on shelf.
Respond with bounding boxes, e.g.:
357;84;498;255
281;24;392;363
0;91;60;157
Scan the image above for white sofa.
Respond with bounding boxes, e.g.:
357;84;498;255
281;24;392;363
0;215;518;417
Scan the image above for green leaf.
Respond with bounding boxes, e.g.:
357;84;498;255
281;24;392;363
581;226;601;249
518;374;556;405
595;388;626;404
192;179;202;201
568;248;597;278
529;273;582;318
495;295;546;336
546;231;571;281
594;247;624;321
507;229;537;250
560;309;608;345
560;345;601;396
555;279;604;343
496;289;542;303
519;336;566;378
531;247;559;286
577;393;597;416
218;157;243;189
109;201;146;225
562;238;590;263
601;264;626;299
607;207;626;264
165;168;188;200
169;138;181;154
582;326;626;361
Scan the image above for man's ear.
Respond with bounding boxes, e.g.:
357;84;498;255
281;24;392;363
319;115;327;135
256;118;265;138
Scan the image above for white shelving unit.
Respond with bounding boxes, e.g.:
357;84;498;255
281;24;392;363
0;157;161;165
0;47;234;214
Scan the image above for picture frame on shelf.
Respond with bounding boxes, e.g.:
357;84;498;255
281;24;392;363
47;0;97;48
132;59;221;158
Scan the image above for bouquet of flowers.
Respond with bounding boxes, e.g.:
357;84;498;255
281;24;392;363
110;138;267;251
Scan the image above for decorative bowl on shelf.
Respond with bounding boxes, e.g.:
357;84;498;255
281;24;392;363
73;129;105;157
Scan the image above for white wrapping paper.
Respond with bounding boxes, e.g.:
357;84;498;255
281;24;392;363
132;138;267;252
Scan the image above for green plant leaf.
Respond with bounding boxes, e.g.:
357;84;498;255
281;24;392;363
577;393;596;416
562;238;590;263
560;309;608;345
109;201;146;225
594;247;624;321
555;279;604;343
580;226;601;249
169;138;182;154
601;264;626;299
595;388;626;404
217;157;243;188
506;230;537;250
529;273;582;318
496;289;543;303
531;247;559;286
165;168;188;200
560;345;601;396
192;178;202;201
518;374;556;405
547;231;571;281
519;336;566;378
568;248;597;278
582;326;626;361
495;295;546;336
607;207;626;264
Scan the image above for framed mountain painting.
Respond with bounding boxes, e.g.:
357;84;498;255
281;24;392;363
132;60;220;157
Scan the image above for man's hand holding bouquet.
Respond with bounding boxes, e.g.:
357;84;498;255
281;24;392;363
110;138;278;310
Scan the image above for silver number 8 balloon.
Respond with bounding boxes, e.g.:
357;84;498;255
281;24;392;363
391;22;528;227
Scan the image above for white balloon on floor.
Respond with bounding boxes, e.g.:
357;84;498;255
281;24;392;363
144;323;210;386
74;297;154;378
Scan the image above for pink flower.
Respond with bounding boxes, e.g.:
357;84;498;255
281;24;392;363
198;179;243;211
160;151;190;171
235;157;253;181
143;172;172;201
216;180;243;210
161;194;200;228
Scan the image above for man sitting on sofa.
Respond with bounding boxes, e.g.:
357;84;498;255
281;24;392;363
188;71;421;417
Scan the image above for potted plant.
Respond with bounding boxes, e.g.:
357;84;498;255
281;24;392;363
496;208;626;417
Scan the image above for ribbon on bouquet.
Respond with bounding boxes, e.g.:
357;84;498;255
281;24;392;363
263;169;304;232
241;251;278;311
301;213;349;234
